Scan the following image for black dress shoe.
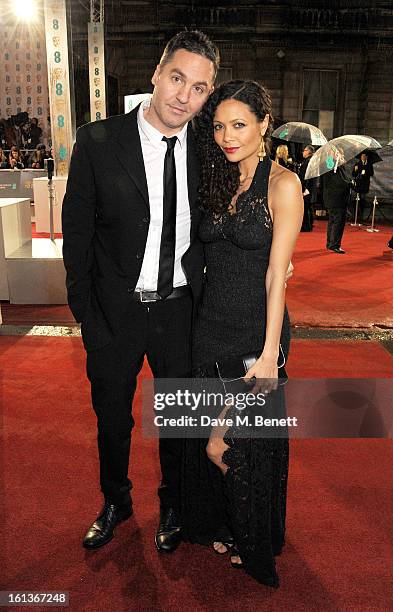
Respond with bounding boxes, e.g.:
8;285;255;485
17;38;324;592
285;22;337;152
328;247;346;254
155;507;182;553
83;500;133;549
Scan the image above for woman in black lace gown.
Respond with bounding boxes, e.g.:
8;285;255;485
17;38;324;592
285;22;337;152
181;81;303;587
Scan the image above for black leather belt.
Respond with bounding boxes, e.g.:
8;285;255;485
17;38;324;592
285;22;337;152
133;285;191;303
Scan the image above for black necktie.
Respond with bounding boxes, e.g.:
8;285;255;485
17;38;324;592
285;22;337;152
157;136;177;299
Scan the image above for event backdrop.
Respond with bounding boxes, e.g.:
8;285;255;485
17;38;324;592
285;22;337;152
43;0;75;176
88;22;107;122
0;7;50;144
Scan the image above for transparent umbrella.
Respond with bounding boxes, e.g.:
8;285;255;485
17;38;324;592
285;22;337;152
272;122;328;145
305;135;382;180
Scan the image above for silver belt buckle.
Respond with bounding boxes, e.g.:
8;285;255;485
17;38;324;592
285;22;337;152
140;289;158;303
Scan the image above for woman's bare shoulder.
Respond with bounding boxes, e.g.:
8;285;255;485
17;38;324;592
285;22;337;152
270;160;301;193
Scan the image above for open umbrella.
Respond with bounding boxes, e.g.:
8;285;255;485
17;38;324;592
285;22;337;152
355;150;383;165
272;122;328;146
305;135;381;180
368;142;393;202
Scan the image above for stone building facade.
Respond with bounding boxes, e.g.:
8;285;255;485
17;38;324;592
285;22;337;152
70;1;393;144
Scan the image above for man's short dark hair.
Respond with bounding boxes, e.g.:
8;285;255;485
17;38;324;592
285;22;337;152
304;144;315;154
160;30;220;81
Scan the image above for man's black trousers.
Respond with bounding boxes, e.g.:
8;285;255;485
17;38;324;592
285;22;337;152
326;207;347;249
86;292;193;511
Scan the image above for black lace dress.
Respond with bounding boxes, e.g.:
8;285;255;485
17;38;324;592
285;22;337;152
181;157;290;588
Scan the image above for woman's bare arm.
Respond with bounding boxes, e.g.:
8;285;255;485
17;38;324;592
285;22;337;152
244;167;303;382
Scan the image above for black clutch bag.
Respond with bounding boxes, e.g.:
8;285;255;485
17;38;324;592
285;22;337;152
215;344;287;384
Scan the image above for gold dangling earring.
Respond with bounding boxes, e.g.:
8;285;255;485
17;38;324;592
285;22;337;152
258;136;265;162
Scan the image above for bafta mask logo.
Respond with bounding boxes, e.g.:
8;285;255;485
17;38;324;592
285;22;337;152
52;68;63;80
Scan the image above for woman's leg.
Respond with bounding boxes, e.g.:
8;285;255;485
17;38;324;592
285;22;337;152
206;405;242;565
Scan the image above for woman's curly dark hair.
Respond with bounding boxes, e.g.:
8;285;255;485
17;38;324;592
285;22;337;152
194;80;274;215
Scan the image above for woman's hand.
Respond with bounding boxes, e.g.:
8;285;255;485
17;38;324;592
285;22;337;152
243;354;279;395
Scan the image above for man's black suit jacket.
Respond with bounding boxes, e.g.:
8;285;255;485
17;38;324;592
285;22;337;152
322;166;352;209
62;106;204;351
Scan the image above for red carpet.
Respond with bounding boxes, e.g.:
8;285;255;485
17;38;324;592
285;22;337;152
0;303;75;325
2;335;393;610
31;222;62;240
3;220;393;328
287;222;393;328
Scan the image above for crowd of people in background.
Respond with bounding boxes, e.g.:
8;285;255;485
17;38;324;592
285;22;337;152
0;112;43;149
0;109;379;252
0;111;48;170
0;142;49;169
271;141;375;250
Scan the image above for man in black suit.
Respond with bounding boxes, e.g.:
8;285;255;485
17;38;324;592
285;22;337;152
352;152;374;222
62;31;219;552
322;150;352;254
298;144;316;232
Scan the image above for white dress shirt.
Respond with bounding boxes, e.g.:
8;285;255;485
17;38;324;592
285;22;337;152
136;99;191;291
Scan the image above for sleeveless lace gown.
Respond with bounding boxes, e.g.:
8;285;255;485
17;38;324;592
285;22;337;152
181;157;290;588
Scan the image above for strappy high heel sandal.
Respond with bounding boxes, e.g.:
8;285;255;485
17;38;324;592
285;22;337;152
230;546;243;568
213;538;234;554
213;527;234;555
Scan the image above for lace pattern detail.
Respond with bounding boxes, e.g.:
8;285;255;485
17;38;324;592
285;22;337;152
200;159;273;252
182;156;290;588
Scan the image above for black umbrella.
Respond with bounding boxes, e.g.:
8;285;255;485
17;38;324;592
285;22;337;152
355;150;383;165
